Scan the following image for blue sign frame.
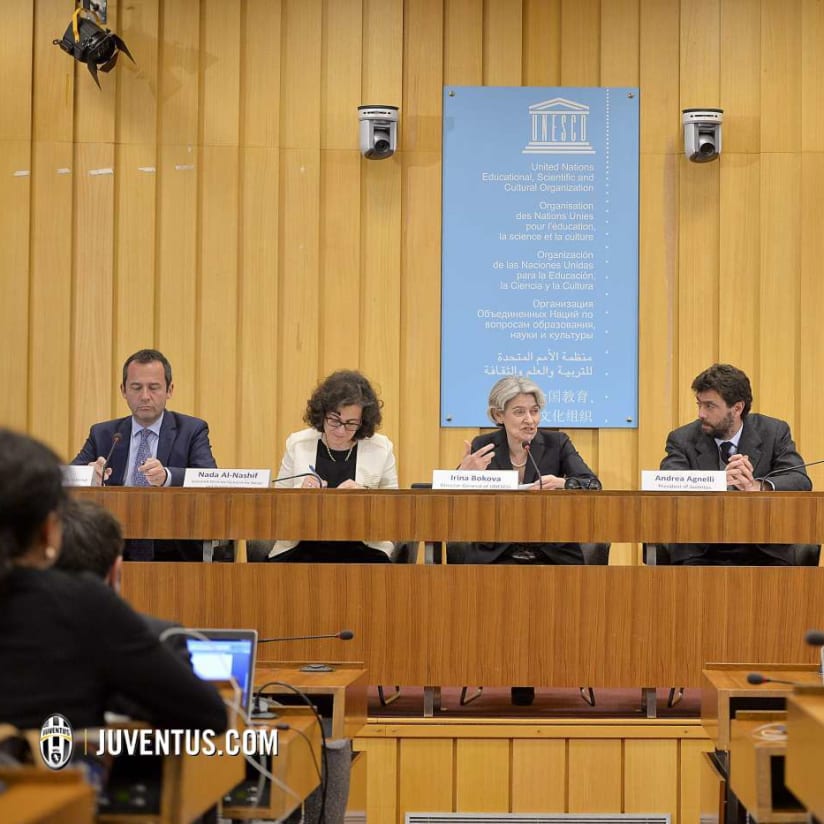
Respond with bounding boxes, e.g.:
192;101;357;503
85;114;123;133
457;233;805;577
441;87;639;428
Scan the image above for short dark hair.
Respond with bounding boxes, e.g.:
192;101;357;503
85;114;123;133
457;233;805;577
122;349;173;389
55;499;124;580
691;363;753;417
0;429;66;581
304;370;383;439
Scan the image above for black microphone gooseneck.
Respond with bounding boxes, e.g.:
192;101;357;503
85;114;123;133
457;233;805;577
746;672;806;686
258;629;355;644
805;629;824;646
522;441;543;489
271;470;324;487
760;458;824;481
100;432;123;486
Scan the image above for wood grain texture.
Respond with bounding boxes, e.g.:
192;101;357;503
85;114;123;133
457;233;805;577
5;0;824;541
114;547;824;687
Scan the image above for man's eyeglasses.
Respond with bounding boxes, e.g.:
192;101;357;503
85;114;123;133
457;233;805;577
325;415;361;432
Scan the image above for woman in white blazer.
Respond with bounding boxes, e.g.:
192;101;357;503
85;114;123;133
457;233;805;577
268;370;398;562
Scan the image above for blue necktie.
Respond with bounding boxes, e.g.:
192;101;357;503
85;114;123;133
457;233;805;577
719;441;735;467
132;428;151;486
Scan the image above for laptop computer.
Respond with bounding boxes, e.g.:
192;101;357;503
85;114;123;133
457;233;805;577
186;628;258;718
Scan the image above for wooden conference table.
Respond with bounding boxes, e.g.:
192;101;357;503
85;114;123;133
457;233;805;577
75;487;824;689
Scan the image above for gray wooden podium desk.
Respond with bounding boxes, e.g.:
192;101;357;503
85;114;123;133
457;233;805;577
221;707;321;822
702;664;823;750
728;713;805;823
786;686;824;822
252;662;368;739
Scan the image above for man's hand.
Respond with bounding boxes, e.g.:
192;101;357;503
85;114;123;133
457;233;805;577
302;475;327;488
137;457;169;487
89;457;112;486
726;453;760;491
458;441;494;470
337;479;362;490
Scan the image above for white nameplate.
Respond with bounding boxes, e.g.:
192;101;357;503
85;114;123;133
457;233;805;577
641;470;727;492
62;465;96;487
432;469;519;490
184;468;271;488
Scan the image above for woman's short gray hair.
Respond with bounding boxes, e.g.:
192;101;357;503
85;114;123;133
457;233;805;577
487;377;546;424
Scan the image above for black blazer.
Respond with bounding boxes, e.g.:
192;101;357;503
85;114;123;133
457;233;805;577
449;428;599;564
474;427;599;485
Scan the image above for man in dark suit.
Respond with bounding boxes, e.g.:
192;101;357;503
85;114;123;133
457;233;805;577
72;348;217;560
660;363;812;564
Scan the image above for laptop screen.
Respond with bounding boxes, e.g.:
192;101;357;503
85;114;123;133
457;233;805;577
186;629;258;717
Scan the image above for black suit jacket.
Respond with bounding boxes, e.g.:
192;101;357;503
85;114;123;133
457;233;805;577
72;411;216;486
449;428;599;564
660;413;811;561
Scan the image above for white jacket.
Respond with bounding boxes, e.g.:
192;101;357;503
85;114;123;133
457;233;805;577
269;428;398;558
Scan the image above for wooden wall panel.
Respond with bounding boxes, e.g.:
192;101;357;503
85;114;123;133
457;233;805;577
720;0;760;153
679;738;715;824
484;0;522;85
455;739;510;812
798;155;824;461
560;0;601;86
71;144;116;448
523;0;561;85
362;739;398;824
624;739;679;814
718;155;759;375
568;739;622;811
511;739;566;812
398;739;454;815
236;1;281;467
6;0;824;532
760;0;801;153
0;3;32;431
758;155;800;424
801;0;824;151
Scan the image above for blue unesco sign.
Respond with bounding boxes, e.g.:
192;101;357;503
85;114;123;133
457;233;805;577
441;87;639;428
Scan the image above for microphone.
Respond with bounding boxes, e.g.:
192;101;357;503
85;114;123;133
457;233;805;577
522;441;543;489
100;432;123;486
758;458;824;481
258;629;354;644
746;672;807;686
805;630;824;646
272;470;324;487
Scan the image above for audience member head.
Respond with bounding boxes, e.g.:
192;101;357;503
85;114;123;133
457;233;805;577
304;370;383;441
486;376;546;424
55;499;124;592
691;363;753;417
0;429;66;582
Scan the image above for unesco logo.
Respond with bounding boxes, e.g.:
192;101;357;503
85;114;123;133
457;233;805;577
39;714;73;770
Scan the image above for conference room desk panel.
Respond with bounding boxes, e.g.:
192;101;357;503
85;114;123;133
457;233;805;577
119;564;824;689
78;488;824;689
73;487;824;544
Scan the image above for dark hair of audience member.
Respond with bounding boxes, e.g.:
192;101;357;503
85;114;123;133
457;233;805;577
55;499;124;580
0;429;66;586
303;369;383;439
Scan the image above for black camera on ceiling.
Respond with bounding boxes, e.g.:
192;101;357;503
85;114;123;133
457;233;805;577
53;3;134;88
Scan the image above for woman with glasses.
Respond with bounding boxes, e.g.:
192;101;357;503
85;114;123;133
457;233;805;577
267;369;398;562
